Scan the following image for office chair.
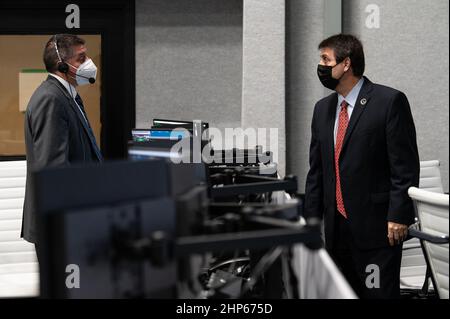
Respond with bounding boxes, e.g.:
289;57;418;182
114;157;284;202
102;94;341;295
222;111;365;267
400;160;444;293
408;187;449;299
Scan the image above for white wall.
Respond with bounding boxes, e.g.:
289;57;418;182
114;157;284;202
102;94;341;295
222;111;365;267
343;0;449;192
242;0;286;175
136;0;287;172
286;0;330;191
136;0;243;133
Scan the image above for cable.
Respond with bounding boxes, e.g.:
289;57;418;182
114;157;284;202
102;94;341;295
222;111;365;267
210;246;283;298
238;247;283;297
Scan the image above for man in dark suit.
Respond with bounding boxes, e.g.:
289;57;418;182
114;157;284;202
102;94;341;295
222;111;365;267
21;34;102;249
304;34;419;298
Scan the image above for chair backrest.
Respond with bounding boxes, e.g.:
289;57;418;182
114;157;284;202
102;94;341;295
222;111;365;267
400;160;445;290
0;160;39;297
419;160;444;193
408;187;449;299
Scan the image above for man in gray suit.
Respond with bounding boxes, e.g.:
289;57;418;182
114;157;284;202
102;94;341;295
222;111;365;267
21;34;102;248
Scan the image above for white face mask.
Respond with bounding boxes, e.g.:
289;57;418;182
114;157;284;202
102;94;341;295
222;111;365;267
68;58;97;85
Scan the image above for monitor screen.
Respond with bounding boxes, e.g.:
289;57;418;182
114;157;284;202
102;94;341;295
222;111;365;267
131;129;187;142
152;119;209;130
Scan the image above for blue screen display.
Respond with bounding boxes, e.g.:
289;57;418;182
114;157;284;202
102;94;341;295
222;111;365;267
132;129;187;141
150;130;185;140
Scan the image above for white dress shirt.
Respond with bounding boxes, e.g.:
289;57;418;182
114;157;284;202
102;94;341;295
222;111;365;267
334;77;365;145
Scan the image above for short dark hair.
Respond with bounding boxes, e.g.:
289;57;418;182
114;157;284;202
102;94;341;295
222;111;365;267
43;34;85;73
318;34;365;77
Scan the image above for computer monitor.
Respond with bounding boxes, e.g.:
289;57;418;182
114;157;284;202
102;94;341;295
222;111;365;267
131;129;187;142
128;139;186;161
152;119;209;131
34;159;205;298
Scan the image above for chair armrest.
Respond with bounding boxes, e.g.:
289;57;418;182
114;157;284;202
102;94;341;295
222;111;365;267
408;223;449;244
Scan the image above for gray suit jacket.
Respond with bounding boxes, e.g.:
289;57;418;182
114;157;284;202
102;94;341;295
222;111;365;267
21;75;102;243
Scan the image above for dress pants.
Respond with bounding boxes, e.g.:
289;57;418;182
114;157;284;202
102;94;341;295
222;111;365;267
329;210;403;299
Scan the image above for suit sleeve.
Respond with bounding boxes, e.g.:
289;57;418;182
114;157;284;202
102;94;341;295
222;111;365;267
304;103;324;220
29;93;70;170
386;91;420;225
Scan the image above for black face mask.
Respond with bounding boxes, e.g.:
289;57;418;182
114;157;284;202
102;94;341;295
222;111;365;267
317;63;343;90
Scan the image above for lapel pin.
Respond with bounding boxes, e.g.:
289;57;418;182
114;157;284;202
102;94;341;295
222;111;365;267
360;98;367;105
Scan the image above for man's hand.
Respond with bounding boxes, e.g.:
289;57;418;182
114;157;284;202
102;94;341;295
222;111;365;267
387;222;408;246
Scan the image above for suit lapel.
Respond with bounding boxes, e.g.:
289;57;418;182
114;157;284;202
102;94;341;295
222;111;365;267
326;93;338;170
69;99;103;160
46;76;102;161
340;77;374;155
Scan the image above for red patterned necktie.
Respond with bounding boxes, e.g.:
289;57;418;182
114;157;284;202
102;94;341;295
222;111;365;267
335;100;349;218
